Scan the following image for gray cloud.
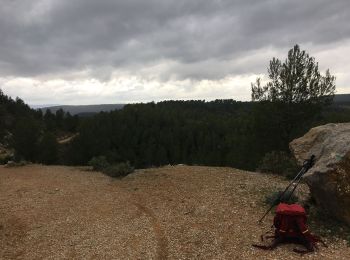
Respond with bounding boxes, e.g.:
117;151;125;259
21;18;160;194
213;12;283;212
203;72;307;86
0;0;349;80
0;0;350;105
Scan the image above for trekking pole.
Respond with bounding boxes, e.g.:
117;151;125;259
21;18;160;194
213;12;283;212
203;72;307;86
258;155;315;223
258;168;305;223
285;155;315;202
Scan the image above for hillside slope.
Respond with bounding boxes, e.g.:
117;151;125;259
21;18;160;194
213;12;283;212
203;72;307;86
0;165;348;259
40;104;125;115
334;94;350;108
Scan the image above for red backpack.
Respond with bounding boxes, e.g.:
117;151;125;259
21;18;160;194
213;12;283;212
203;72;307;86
274;203;308;237
253;203;326;254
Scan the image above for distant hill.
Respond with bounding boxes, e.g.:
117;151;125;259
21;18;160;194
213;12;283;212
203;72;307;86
334;94;350;107
30;104;61;109
40;104;125;115
39;94;349;116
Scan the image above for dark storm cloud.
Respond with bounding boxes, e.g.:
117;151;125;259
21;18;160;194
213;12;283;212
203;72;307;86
0;0;349;80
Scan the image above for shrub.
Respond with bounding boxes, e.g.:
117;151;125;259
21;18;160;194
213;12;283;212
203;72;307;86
264;190;299;207
5;160;28;167
88;156;110;171
102;161;134;178
0;154;12;165
258;151;299;179
88;156;134;178
304;197;350;243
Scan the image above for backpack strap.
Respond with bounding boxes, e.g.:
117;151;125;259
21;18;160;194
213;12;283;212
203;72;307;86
293;233;327;254
293;248;313;254
252;237;284;250
295;215;308;234
305;233;328;248
260;229;274;242
252;244;273;250
277;215;289;234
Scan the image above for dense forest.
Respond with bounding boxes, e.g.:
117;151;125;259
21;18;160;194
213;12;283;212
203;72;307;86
65;99;350;170
1;88;350;171
0;89;79;164
1;45;350;173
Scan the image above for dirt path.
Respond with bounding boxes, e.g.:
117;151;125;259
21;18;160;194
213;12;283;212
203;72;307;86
0;165;349;259
57;134;79;144
132;202;168;260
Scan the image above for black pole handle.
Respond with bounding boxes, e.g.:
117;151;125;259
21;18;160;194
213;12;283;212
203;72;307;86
258;155;315;223
285;154;315;202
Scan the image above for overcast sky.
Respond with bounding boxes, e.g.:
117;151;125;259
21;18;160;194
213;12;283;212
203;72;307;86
0;0;349;105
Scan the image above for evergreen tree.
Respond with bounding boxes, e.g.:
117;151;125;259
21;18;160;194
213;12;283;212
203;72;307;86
55;109;65;129
12;117;41;162
43;109;56;131
251;44;335;105
251;44;336;146
39;132;59;165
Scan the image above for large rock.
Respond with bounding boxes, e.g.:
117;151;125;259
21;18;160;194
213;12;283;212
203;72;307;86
290;123;350;226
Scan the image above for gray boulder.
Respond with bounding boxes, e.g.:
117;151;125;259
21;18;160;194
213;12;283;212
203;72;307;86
290;123;350;226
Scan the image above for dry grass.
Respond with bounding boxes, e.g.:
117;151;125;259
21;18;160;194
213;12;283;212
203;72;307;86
0;165;349;259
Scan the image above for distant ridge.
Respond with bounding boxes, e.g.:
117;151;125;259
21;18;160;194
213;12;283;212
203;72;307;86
334;94;350;103
30;104;61;109
40;104;125;115
333;94;350;109
38;94;349;116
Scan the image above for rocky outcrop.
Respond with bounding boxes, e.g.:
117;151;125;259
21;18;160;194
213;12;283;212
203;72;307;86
290;123;350;226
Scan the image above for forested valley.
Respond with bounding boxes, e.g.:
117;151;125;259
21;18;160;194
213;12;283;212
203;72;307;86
1;88;350;173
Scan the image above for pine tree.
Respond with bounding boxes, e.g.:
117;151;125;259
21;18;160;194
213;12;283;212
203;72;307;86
251;44;336;145
251;44;335;105
39;132;59;165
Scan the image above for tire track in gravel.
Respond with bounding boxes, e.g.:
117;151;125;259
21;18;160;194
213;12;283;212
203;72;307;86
132;201;168;260
114;183;168;260
0;216;26;260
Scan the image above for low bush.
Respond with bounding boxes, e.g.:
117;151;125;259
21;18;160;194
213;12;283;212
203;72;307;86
88;156;134;178
0;154;12;165
88;156;110;171
102;161;134;178
258;151;299;179
264;190;299;207
304;197;350;244
5;160;28;167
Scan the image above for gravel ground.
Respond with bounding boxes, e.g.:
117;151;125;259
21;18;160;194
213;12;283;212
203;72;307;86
0;164;349;259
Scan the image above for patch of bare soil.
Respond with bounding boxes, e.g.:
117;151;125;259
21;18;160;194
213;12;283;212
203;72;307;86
0;165;349;259
57;133;79;144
